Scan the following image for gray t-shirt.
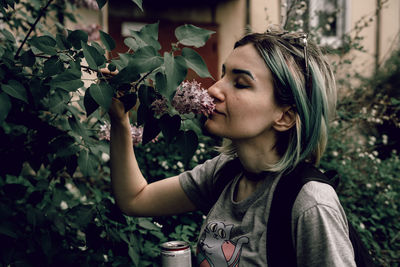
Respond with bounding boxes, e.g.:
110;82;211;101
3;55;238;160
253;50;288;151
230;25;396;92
179;154;356;266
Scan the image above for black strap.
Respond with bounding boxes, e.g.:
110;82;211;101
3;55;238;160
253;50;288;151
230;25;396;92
267;162;337;267
266;162;375;267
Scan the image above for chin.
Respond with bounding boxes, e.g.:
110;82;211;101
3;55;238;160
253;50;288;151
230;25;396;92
204;119;221;136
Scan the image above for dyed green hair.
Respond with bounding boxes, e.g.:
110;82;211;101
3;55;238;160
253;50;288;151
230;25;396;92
220;28;337;174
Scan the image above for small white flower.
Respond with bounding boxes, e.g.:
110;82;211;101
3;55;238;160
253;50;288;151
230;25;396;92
60;201;68;210
101;152;110;162
332;151;339;157
360;222;365;230
382;134;388;145
324;24;331;31
361;107;367;114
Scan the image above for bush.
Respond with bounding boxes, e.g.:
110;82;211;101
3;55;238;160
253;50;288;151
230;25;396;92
0;0;215;266
320;47;400;266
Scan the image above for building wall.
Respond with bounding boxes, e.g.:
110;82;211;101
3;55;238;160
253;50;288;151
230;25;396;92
74;0;399;82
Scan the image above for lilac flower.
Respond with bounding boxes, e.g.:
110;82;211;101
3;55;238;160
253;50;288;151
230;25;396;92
99;122;111;141
130;125;143;146
171;80;215;115
98;122;145;146
150;97;169;115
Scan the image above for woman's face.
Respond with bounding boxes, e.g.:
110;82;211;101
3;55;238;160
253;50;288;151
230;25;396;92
205;44;283;142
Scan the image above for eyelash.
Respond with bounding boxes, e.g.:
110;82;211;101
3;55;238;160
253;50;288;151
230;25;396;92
220;71;250;89
234;82;250;89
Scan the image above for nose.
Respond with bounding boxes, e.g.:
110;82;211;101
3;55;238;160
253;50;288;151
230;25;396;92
207;80;225;102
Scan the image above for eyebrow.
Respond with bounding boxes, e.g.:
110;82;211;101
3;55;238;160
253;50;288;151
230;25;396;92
222;64;255;80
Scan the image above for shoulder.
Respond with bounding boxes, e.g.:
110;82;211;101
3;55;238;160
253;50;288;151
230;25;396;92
292;181;346;223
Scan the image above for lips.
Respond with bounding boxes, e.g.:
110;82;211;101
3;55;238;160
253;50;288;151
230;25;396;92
213;109;224;115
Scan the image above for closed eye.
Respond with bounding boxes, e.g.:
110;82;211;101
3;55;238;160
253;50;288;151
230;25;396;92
234;82;250;89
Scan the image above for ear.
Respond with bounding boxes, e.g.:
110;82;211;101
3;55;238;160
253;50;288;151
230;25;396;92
273;106;296;132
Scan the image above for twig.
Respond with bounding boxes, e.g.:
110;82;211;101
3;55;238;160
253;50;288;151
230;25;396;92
133;69;154;91
15;0;55;59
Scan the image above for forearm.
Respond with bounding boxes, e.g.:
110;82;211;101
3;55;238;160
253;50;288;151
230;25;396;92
109;115;147;213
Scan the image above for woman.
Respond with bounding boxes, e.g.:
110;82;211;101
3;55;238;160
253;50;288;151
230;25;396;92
109;26;356;266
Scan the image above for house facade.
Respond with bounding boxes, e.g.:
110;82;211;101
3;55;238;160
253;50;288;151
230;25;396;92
76;0;400;85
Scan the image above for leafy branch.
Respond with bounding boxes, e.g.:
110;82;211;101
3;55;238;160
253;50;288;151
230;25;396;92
15;0;55;59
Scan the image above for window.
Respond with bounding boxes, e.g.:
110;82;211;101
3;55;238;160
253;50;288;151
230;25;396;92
282;0;350;48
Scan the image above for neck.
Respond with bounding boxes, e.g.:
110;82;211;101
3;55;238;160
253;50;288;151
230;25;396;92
233;136;280;174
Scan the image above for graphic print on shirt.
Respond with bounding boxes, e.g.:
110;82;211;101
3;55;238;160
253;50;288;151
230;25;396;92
197;221;249;267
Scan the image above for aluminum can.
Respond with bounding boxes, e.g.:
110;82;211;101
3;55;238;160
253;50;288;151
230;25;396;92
161;240;192;267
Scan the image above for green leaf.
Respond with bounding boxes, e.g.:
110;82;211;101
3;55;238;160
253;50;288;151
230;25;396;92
159;114;181;143
1;80;28;103
138;218;160;231
99;30;116;51
67;30;88;50
181;47;212;78
0;29;15;43
390;97;400;105
130;46;163;73
124;37;139;51
175;130;198;164
69;116;89;140
91;41;105;56
69;204;95;228
138;84;156;107
49;90;69;114
49;69;83;92
155;71;167;96
43;56;64;77
51;136;79;157
84;87;99;117
164;53;187;99
96;0;107;9
127;22;160;51
0;92;11;123
142;114;160;144
56;33;71;50
29;36;57;55
175;24;215;48
131;0;143;11
118;92;137;112
109;64;140;85
78;150;97;177
20;49;36;67
82;41;106;69
89;82;114;111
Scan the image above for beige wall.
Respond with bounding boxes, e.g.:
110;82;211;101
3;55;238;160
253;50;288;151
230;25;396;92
74;0;399;80
379;0;400;64
251;0;281;32
216;0;247;73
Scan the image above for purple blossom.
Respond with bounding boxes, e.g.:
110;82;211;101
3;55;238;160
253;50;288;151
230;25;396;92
99;122;111;141
150;97;168;115
171;80;215;115
98;122;145;146
130;125;143;146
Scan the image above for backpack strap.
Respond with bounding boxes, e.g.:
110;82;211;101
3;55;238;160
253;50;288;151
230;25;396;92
266;162;337;267
266;162;374;267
